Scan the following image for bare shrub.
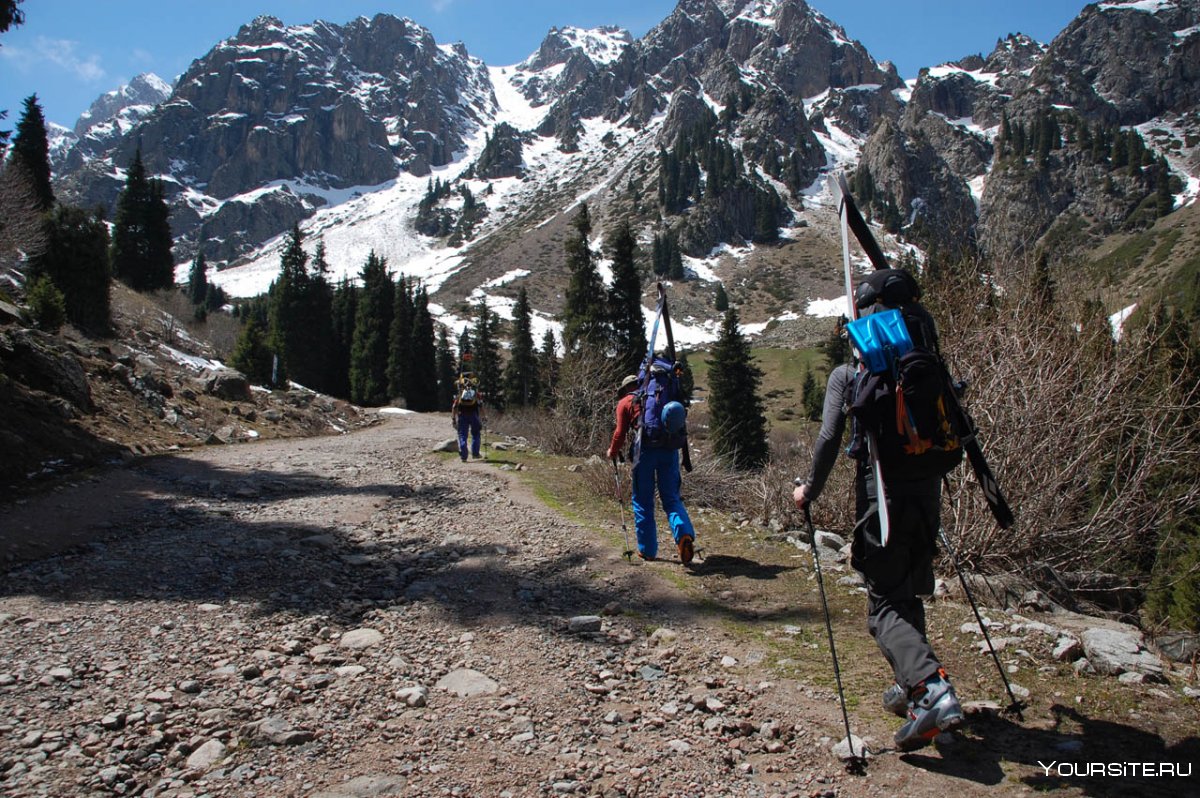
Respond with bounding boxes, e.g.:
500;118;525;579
928;259;1200;582
0;161;47;279
536;345;625;456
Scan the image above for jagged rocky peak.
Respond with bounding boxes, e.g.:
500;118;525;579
73;73;173;137
510;25;633;109
1020;0;1200;123
982;33;1046;78
521;25;633;71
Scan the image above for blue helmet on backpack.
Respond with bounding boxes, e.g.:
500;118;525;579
661;401;686;435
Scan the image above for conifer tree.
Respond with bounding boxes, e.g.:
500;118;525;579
801;367;823;421
329;276;357;399
349;251;394;406
435;326;457;410
471;296;503;409
503;286;541;407
229;316;274;386
188;250;208;307
676;350;694;404
714;282;729;312
27;274;65;331
561;204;608;350
607;222;647;375
539;329;560;405
707;306;769;470
111;147;174;291
10;94;53;211
387;276;414;400
267;224;311;388
33;204;110;333
457;328;472;365
406;285;438;411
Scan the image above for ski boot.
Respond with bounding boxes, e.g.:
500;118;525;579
894;669;963;751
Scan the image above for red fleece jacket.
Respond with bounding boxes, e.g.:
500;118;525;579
606;393;638;459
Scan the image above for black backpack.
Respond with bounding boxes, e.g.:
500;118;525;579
847;271;964;482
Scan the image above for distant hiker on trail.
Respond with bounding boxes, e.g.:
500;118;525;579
451;367;483;462
606;365;697;565
793;269;964;752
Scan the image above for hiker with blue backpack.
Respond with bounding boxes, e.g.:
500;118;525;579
606;358;697;564
794;268;965;752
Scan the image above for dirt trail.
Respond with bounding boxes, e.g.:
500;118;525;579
0;414;1191;797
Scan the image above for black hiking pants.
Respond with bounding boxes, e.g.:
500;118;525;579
851;468;944;694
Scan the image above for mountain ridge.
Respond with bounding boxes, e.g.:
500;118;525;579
45;0;1200;348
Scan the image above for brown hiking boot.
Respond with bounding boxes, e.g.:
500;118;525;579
677;535;694;564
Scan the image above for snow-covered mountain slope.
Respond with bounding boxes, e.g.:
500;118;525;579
53;1;1200;348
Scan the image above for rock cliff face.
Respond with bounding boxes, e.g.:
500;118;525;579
54;14;495;264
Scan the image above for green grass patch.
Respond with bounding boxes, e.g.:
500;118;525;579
689;346;828;435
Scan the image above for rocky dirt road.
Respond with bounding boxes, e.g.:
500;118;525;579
0;414;1192;797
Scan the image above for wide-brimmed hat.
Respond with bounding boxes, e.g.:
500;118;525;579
618;374;639;395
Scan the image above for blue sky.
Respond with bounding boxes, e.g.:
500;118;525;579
1;0;1088;130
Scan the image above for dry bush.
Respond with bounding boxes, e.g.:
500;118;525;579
535;346;626;456
0;161;47;280
928;260;1200;582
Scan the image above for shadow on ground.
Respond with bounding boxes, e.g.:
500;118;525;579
0;453;820;637
900;704;1199;797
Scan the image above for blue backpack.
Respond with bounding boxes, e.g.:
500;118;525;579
637;357;687;450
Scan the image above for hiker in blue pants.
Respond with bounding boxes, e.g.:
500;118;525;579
607;374;696;563
451;369;483;461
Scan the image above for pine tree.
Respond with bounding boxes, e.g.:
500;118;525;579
329;276;357;399
801;367;823;421
503;286;541;407
457;328;472;365
111;147;174;291
33;204;110;333
561;204;608;350
27;274;66;331
539;329;560;405
435;326;457;410
607;222;647;375
188;249;208;307
229;316;274;386
387;275;414;400
406;286;439;411
267;225;310;388
676;350;694;404
10;94;53;210
471;296;503;409
349;251;394;406
714;283;729;312
707;307;769;469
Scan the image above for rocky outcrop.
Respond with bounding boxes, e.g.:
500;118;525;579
54;14;496;265
0;329;94;414
857;117;979;254
1015;0;1200;124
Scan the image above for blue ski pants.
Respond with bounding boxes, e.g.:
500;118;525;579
456;410;481;460
631;445;695;559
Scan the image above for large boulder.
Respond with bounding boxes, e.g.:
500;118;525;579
201;368;251;402
1080;627;1164;680
0;329;94;412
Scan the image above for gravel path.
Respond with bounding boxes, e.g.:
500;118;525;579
1;414;1057;798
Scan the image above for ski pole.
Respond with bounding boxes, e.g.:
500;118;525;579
936;514;1025;720
804;505;866;772
612;460;633;560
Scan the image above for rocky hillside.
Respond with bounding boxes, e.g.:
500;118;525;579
45;0;1200;347
0;285;372;500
